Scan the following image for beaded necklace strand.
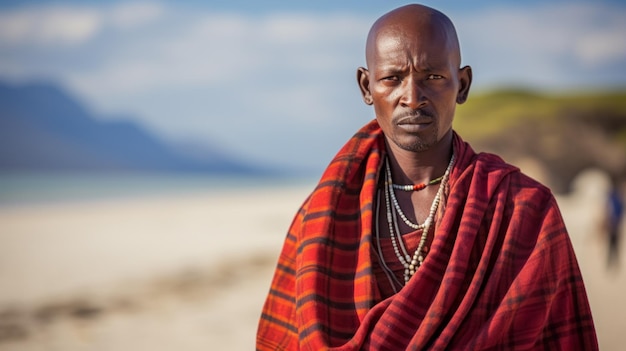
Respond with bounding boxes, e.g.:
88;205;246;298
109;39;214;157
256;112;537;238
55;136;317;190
377;153;455;286
386;161;425;230
392;175;444;192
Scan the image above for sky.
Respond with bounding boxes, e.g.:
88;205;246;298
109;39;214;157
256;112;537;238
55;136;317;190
0;0;625;173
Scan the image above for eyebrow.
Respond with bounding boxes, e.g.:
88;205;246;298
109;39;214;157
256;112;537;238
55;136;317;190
375;64;438;75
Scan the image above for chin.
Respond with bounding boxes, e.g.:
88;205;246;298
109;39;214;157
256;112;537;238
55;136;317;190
394;138;433;153
395;132;439;152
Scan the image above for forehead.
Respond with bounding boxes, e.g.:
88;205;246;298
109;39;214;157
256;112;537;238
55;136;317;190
370;26;453;69
365;8;461;69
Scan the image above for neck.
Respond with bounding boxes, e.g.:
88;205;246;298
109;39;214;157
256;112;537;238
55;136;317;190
385;131;454;185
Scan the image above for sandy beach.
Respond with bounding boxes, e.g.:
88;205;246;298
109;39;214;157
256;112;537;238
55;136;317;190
0;174;624;350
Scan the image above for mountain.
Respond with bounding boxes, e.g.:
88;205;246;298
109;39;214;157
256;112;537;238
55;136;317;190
0;81;262;174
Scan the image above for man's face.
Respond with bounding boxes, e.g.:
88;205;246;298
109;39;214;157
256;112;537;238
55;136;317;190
359;23;471;153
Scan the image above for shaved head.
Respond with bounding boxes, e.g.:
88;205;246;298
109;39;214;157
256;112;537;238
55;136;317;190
365;4;462;69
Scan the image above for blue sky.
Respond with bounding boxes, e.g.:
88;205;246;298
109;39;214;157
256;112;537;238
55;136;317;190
1;1;625;172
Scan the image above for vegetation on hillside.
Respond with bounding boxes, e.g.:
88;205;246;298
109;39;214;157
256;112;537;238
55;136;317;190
454;89;626;193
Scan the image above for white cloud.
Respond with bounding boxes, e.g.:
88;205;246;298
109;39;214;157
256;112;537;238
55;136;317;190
577;31;626;67
0;2;164;47
108;2;164;30
455;3;626;87
63;10;368;101
0;6;101;46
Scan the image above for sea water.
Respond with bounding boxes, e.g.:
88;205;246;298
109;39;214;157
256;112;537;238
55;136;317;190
0;172;315;207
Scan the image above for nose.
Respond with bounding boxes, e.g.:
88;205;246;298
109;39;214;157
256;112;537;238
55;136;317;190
399;76;426;109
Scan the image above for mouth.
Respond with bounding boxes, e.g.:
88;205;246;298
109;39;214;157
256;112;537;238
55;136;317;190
396;114;433;132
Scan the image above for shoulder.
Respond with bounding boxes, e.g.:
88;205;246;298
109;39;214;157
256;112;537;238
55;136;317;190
476;151;551;190
470;153;568;249
472;151;556;207
451;135;557;210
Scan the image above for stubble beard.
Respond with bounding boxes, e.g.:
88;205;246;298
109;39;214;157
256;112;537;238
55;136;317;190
393;125;439;153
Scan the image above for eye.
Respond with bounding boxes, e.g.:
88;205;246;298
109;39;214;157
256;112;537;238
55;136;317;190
381;75;400;82
427;74;443;80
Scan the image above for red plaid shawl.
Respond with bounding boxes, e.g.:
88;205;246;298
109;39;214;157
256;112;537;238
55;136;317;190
257;120;597;350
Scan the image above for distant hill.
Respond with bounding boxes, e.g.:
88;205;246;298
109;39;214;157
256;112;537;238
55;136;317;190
0;81;263;175
455;88;626;193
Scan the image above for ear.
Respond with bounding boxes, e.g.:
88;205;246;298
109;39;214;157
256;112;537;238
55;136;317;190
456;65;472;104
357;67;373;105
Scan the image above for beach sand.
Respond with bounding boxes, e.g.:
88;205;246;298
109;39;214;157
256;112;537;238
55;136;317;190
0;175;624;350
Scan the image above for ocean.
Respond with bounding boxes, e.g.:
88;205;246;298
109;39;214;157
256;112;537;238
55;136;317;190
0;172;317;207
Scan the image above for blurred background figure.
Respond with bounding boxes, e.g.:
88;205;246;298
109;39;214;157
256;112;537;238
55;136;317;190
605;176;624;270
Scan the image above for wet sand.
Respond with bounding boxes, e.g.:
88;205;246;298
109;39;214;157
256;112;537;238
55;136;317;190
0;176;623;350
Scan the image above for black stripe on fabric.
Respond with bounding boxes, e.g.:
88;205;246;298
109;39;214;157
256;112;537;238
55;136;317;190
268;287;296;304
296;206;307;218
361;202;373;214
500;235;538;263
354;131;377;140
285;232;296;243
515;198;548;213
333;154;363;166
299;323;326;343
296;291;369;310
354;266;374;280
276;262;296;277
315;179;363;196
298;262;359;279
304;209;361;222
299;317;356;343
316;179;346;190
540;223;567;245
297;236;361;254
364;170;377;182
259;312;298;334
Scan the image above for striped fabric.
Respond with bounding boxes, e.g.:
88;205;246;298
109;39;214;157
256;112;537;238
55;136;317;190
257;120;598;350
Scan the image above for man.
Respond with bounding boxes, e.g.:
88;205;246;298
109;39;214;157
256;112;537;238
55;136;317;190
606;178;624;269
257;4;598;350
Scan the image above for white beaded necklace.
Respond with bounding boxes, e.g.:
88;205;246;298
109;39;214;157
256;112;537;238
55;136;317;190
386;160;426;230
379;153;455;285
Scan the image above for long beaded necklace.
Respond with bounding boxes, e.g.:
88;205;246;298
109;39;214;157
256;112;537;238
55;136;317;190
387;161;425;230
378;153;455;285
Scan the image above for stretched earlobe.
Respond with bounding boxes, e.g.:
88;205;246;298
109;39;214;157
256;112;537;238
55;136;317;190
357;67;374;105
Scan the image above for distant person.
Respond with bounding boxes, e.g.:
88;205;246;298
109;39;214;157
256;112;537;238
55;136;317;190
257;4;598;350
606;177;624;269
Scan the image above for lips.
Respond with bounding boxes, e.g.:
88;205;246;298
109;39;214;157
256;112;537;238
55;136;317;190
396;113;433;132
397;116;431;125
396;110;433;124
